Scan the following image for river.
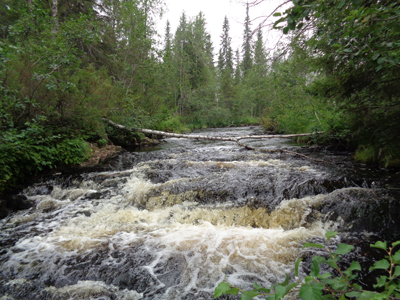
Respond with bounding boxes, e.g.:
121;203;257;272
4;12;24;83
1;127;399;300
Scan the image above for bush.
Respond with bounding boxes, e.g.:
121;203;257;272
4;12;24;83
215;231;400;300
0;121;90;192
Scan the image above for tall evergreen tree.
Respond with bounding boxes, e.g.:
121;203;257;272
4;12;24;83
234;48;241;85
241;2;253;77
218;16;233;74
217;16;234;110
164;20;172;60
253;25;267;75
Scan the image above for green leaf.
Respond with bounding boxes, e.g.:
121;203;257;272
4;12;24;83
226;288;240;295
285;282;298;293
370;241;387;250
295;258;303;277
377;57;386;64
310;259;320;277
240;290;260;300
275;285;287;300
305;276;315;284
372;53;380;61
373;276;387;288
214;282;231;298
318;272;332;280
283;27;289;34
369;259;390;271
334;243;354;255
348;261;361;272
392;241;400;248
325;231;337;240
358;291;377;300
279;274;290;286
346;291;361;297
393;266;400;277
326;256;340;268
299;282;324;300
393;250;400;263
273;12;282;17
253;282;270;293
303;242;324;249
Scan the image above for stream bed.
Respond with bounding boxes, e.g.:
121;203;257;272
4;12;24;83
1;127;400;300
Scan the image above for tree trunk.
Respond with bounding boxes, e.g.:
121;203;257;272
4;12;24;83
103;118;322;141
51;0;59;35
103;118;329;164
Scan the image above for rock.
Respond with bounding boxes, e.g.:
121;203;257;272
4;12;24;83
140;137;160;146
80;144;124;168
0;194;35;218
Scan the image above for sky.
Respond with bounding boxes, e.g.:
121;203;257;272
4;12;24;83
156;0;287;56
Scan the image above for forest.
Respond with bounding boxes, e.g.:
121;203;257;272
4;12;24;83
1;0;399;192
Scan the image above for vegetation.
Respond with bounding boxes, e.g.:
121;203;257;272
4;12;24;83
215;231;400;300
272;0;400;164
1;0;399;191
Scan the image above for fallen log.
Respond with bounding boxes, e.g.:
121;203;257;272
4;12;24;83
103;118;322;141
103;118;330;164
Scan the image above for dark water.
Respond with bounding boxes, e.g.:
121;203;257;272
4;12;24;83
1;127;399;299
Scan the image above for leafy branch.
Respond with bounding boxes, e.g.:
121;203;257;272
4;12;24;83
214;231;400;300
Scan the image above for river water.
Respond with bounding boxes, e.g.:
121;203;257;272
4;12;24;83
1;127;399;300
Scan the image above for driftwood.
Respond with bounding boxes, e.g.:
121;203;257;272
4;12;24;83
103;118;329;164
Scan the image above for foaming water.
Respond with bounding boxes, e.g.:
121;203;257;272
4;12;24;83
2;127;397;299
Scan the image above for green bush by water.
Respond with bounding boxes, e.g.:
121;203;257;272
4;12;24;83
215;231;400;300
0;121;90;192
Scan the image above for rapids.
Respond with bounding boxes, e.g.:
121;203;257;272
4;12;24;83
1;127;399;300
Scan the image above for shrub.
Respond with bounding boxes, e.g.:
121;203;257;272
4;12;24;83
0;121;89;192
215;231;400;300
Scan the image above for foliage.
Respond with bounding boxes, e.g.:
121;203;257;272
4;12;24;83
0;120;89;191
272;0;400;164
215;231;400;300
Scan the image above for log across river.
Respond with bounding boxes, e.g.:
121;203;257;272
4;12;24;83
1;127;400;299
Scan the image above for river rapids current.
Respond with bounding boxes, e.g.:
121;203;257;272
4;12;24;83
1;127;400;300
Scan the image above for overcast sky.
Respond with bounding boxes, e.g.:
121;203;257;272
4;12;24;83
156;0;287;56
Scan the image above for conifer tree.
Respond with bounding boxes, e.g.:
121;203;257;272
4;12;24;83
217;16;234;111
218;16;233;74
164;20;172;60
253;25;267;75
234;48;241;85
241;2;253;77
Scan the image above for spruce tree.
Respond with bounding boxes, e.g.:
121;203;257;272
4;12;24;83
234;48;241;85
253;25;267;75
218;16;233;74
164;20;172;61
241;2;253;77
218;16;234;111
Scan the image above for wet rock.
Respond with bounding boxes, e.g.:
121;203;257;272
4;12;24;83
309;188;400;236
140;136;160;146
80;144;124;168
0;194;35;218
